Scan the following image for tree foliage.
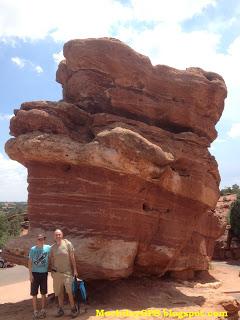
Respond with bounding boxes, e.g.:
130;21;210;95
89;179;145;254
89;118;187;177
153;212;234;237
229;194;240;237
0;208;25;248
220;184;240;196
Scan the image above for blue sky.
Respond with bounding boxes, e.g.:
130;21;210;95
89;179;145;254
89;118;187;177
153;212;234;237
0;0;239;201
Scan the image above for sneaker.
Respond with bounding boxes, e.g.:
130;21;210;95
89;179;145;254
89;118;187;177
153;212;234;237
71;306;78;318
55;307;64;317
32;311;39;320
39;309;46;319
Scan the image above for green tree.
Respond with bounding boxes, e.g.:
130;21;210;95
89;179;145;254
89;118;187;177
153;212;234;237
0;212;24;248
220;184;240;196
0;213;10;248
229;194;240;237
8;215;22;236
232;184;240;193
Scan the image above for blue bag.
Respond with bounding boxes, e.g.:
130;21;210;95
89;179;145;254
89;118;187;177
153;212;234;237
79;280;87;302
72;276;87;311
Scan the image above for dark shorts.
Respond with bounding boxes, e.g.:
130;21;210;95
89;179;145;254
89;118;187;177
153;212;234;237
31;272;48;296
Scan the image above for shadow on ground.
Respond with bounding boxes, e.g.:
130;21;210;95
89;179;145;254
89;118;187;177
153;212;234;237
87;276;206;310
1;276;220;319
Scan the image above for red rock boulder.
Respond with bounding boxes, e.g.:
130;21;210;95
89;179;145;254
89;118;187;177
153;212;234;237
4;38;227;280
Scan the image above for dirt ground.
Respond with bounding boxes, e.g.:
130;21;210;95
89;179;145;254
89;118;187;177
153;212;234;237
0;261;239;320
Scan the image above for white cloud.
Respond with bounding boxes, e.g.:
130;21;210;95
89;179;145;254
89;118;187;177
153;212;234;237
208;146;215;152
129;0;216;22
11;56;43;74
53;50;64;64
228;35;240;56
0;153;27;201
35;65;43;73
0;0;131;41
210;137;227;152
117;23;221;68
214;138;227;143
0;0;216;42
11;56;25;68
0;113;13;120
228;123;240;138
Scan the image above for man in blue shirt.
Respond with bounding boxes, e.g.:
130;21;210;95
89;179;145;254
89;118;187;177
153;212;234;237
28;234;51;320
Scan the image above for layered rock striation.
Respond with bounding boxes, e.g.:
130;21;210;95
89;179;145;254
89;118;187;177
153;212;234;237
4;38;227;279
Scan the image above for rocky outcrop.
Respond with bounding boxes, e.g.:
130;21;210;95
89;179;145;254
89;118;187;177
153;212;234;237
221;299;240;320
4;38;227;280
213;194;238;260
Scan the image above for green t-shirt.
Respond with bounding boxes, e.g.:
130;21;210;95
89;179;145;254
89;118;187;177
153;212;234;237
51;239;74;274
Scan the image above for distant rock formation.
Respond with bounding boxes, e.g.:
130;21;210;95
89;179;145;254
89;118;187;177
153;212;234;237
4;38;227;280
213;194;239;260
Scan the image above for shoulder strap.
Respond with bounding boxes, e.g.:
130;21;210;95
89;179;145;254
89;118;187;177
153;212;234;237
64;239;71;254
63;239;74;274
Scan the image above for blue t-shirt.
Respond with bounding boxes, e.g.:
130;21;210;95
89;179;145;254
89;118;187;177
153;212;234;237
29;245;51;273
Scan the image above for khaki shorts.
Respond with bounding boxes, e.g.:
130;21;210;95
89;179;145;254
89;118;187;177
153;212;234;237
51;272;73;296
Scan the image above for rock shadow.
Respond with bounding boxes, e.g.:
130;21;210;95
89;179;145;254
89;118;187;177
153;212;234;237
86;276;206;311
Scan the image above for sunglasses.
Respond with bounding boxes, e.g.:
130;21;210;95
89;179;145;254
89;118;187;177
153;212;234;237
37;238;46;241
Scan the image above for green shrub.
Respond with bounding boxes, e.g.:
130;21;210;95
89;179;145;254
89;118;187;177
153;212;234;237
221;184;240;196
0;213;10;248
0;212;23;248
229;195;240;237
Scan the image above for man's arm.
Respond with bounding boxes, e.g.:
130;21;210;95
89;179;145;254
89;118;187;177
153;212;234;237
70;251;78;277
48;247;53;271
28;258;33;282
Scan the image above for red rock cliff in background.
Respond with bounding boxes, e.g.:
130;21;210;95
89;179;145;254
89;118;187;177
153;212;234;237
4;38;227;280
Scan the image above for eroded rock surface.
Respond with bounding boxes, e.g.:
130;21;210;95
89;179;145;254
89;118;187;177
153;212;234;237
213;194;238;260
4;38;227;280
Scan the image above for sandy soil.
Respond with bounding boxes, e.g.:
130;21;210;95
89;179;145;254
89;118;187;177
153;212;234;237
0;261;239;320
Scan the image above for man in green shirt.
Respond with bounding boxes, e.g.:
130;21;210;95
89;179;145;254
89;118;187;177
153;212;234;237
50;229;78;318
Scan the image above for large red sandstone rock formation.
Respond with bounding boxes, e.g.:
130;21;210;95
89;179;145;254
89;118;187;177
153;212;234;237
4;38;227;280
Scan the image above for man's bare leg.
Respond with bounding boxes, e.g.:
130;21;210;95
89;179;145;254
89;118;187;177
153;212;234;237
68;290;75;309
41;294;46;309
68;290;78;318
58;289;64;309
32;295;38;312
55;289;65;317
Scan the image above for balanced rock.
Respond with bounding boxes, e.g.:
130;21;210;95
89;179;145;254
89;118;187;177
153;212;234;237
4;38;227;280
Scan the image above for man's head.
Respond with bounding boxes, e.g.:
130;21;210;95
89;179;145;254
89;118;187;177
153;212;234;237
37;233;46;246
54;229;63;242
